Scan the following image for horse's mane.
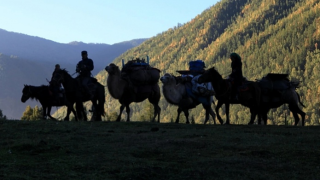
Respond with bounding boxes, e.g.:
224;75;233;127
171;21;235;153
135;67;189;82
59;69;73;79
208;67;223;80
24;84;49;101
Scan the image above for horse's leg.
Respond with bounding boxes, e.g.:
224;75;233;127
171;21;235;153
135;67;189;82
125;104;130;122
257;113;262;125
208;106;216;125
202;105;211;125
47;106;57;120
76;102;85;121
64;104;75;121
263;113;268;125
215;101;224;124
42;106;47;119
116;104;125;122
225;102;230;125
248;107;258;125
91;100;99;121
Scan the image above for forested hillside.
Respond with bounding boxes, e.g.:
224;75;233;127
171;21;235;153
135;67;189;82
54;0;320;125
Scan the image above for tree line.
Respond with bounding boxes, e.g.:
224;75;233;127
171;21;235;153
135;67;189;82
48;0;320;125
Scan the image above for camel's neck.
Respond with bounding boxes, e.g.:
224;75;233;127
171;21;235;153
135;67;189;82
162;81;186;105
107;72;127;99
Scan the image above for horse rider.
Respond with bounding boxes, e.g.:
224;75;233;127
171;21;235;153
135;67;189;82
228;52;243;100
50;64;64;102
76;50;94;99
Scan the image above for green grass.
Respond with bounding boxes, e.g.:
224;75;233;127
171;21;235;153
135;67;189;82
0;120;320;180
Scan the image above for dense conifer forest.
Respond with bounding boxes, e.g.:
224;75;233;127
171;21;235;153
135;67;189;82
53;0;320;125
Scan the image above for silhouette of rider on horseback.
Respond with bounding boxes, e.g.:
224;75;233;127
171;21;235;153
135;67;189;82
50;64;64;103
228;52;243;100
76;50;94;99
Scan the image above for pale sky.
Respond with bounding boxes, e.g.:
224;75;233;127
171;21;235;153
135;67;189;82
0;0;219;44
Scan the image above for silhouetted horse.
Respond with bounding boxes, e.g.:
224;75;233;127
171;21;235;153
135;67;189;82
197;67;261;125
21;85;77;121
51;69;105;121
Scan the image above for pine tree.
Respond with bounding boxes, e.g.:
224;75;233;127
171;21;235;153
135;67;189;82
0;109;7;120
32;105;43;120
21;106;33;120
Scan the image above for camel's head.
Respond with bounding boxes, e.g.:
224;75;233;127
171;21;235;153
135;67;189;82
160;73;176;84
105;63;120;75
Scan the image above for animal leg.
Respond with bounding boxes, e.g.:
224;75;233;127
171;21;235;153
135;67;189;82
176;107;182;123
248;108;257;125
47;106;57;121
202;105;212;125
289;104;305;126
209;106;216;125
225;103;230;125
215;101;224;124
42;106;47;120
183;109;190;124
116;105;125;122
152;104;161;123
125;105;130;122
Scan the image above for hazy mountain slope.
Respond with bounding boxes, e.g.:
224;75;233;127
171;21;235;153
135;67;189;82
0;28;146;75
0;30;146;119
0;54;51;119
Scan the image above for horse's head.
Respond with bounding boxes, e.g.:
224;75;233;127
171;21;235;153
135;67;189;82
105;63;120;75
197;67;221;84
21;85;32;102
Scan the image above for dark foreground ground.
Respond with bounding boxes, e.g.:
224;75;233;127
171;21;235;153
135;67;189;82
0;120;319;180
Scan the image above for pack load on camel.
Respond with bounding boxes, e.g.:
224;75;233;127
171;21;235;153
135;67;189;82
177;60;214;97
257;73;293;102
121;56;160;86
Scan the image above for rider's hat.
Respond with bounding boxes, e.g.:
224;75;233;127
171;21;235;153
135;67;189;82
230;52;241;61
81;50;88;55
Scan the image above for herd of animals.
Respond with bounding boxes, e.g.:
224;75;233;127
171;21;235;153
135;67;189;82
21;56;306;126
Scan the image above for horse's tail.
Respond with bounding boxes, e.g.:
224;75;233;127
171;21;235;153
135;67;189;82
296;91;305;108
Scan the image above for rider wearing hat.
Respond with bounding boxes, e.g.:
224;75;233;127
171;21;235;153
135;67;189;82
76;51;94;99
50;64;64;103
229;52;243;100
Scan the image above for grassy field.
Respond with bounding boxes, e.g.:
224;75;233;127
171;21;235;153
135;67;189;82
0;120;319;180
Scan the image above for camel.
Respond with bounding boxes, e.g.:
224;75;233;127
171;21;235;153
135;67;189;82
160;73;219;124
104;63;161;122
257;75;306;126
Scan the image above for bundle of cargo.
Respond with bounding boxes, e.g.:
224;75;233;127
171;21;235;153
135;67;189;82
176;60;206;76
121;56;160;86
176;60;214;97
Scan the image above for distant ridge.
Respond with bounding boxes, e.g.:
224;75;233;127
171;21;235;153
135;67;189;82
0;28;147;119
